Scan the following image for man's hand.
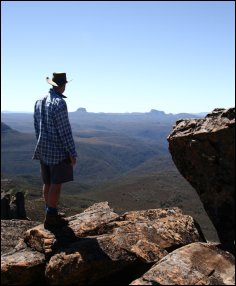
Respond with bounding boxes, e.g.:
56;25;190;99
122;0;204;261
69;156;77;166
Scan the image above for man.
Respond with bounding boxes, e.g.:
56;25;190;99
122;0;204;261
33;72;77;229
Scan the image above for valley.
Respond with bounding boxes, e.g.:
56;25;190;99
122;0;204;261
1;110;218;241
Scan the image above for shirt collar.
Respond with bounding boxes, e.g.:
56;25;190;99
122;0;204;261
49;88;67;98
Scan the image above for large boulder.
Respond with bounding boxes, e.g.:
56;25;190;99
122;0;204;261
130;242;235;285
167;107;235;254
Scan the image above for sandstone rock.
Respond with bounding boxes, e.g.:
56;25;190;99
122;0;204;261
1;219;41;255
1;194;10;219
45;235;139;285
15;191;27;219
1;219;45;285
1;248;45;285
130;242;235;285
2;202;234;285
167;107;235;254
67;201;120;236
97;207;205;251
24;201;120;256
1;192;27;219
42;206;204;285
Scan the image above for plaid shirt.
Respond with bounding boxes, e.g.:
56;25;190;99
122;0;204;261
33;88;77;165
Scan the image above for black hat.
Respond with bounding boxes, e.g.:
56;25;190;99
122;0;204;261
46;72;71;87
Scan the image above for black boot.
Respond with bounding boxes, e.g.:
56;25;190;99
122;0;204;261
44;212;68;229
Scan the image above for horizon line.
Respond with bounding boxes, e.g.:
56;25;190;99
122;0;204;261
1;109;210;115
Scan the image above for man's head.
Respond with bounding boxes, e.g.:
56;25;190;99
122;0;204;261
53;83;66;94
46;72;69;94
47;72;68;87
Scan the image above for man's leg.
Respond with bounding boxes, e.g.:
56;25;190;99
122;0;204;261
44;184;67;228
43;184;50;206
47;184;61;209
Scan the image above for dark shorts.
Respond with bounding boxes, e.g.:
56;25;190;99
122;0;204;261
40;159;73;184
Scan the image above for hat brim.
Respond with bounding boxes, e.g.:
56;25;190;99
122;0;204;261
46;77;72;87
46;77;59;86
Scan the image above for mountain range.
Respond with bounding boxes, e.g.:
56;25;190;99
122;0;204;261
1;109;205;184
1;109;218;241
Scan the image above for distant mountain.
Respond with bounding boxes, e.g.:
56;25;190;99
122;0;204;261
1;109;205;133
1;122;19;134
70;108;203;124
1;119;169;187
0;108;206;186
1;114;34;133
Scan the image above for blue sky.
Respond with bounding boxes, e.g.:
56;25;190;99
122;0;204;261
1;1;235;113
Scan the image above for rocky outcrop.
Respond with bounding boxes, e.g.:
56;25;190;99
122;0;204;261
45;206;203;285
2;202;223;285
1;195;10;219
167;107;235;254
1;192;27;220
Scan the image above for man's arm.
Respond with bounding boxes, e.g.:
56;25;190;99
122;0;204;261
54;100;77;162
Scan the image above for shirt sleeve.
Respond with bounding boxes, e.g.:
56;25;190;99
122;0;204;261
54;100;77;158
34;101;40;140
